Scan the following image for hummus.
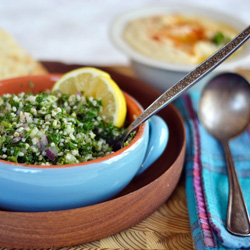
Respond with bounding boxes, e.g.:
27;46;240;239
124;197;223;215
123;14;239;65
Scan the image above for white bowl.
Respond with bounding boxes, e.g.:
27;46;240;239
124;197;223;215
110;4;250;92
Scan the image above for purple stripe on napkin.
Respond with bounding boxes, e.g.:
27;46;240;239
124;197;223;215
184;95;215;248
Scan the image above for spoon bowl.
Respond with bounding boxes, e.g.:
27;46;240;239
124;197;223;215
198;72;250;236
199;73;250;140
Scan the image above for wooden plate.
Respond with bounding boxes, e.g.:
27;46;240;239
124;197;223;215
0;62;186;248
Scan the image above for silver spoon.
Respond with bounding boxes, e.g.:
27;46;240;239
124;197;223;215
113;25;250;149
198;72;250;236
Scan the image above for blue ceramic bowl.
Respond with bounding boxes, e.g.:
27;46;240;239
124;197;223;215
0;74;169;212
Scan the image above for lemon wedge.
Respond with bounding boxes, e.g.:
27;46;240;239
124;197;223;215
52;67;127;127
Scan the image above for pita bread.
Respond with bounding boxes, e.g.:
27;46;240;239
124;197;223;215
0;29;48;80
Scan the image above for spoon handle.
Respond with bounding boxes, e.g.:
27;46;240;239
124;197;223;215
222;141;250;236
125;26;250;136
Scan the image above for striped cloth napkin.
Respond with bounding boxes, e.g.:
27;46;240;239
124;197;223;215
175;92;250;249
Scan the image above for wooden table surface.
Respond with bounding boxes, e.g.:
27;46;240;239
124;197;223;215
71;66;195;250
75;179;194;250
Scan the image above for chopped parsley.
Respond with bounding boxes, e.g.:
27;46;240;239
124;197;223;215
28;81;35;88
212;32;231;46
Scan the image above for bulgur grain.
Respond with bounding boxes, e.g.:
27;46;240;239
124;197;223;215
0;90;134;165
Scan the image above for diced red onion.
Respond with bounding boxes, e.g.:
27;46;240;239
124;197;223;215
50;146;58;155
10;135;23;143
16;108;21;115
21;123;28;128
39;134;49;151
76;91;82;96
41;135;49;146
24;112;32;123
46;146;58;161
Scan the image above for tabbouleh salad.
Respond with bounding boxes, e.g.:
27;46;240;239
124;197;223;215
0;90;132;165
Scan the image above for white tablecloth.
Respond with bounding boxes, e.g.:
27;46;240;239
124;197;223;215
0;0;249;65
